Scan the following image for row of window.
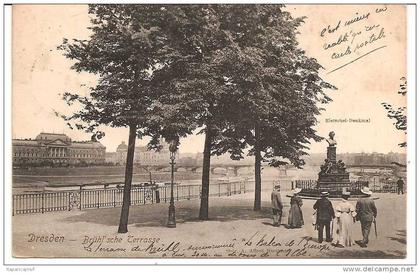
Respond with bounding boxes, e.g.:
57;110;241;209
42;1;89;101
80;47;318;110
116;152;168;158
13;158;105;163
13;150;105;158
13;153;105;158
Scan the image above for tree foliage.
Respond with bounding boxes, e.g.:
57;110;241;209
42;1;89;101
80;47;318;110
57;5;182;134
212;5;335;166
59;4;336;221
205;5;336;210
58;5;196;232
381;77;407;147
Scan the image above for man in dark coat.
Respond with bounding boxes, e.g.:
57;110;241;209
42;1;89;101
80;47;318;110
397;177;405;195
356;187;377;248
313;191;335;243
271;185;283;227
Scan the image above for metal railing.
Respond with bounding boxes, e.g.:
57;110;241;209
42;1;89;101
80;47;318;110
291;179;399;193
12;181;247;216
291;180;318;190
12;191;71;214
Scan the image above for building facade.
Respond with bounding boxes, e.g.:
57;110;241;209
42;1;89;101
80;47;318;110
115;141;177;165
105;152;117;164
12;132;106;166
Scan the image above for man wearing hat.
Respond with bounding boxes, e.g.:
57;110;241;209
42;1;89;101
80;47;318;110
355;187;377;248
313;191;335;243
271;185;283;227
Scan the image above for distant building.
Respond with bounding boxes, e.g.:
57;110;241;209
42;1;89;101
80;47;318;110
12;132;106;166
304;152;406;166
105;152;117;164
352;152;402;165
115;141;177;165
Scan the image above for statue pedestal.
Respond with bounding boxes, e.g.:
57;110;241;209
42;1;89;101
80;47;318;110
327;146;336;162
298;132;368;198
317;148;350;192
317;172;350;192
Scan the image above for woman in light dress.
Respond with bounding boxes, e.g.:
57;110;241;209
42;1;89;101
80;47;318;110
333;192;357;247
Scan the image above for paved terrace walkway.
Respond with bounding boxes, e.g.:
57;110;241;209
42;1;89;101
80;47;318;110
12;191;406;259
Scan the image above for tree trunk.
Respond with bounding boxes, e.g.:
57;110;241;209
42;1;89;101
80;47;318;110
254;123;262;211
199;125;212;220
118;124;137;233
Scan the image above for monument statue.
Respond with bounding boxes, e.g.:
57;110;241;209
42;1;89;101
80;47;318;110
326;131;337;146
326;131;337;162
320;159;333;174
317;131;350;193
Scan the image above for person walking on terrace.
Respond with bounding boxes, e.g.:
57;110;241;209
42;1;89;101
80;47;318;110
397;177;405;195
313;191;335;243
288;188;304;229
271;185;283;227
333;192;357;248
355;187;377;248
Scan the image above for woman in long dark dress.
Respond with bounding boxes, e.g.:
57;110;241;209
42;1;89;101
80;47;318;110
288;188;304;228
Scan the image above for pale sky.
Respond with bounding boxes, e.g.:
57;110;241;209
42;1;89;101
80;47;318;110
12;4;407;154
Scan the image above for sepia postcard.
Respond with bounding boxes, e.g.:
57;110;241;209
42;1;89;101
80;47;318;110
3;2;418;271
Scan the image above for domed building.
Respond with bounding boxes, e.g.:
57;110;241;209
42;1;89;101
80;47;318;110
115;141;128;164
115;140;176;165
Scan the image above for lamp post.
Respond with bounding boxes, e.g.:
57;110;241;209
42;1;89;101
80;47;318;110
167;138;179;228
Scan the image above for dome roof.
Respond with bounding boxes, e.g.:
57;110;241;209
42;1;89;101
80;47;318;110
117;141;128;150
36;132;71;143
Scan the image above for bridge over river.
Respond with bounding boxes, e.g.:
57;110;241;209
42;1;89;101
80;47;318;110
138;162;402;176
135;162;288;176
